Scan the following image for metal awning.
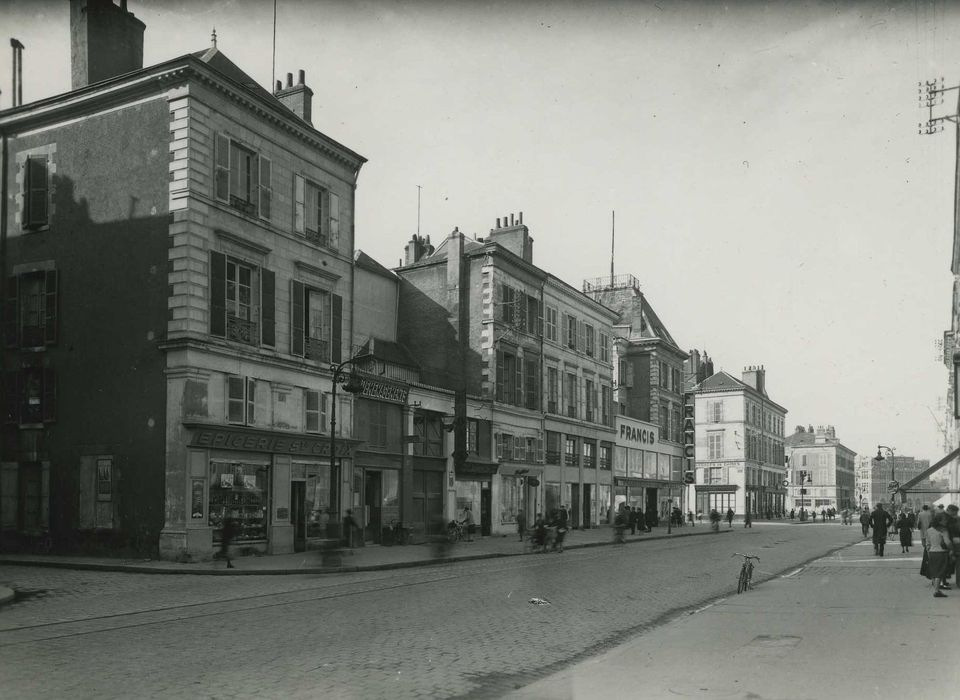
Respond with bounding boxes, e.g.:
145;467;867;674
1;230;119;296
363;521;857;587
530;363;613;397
897;445;960;500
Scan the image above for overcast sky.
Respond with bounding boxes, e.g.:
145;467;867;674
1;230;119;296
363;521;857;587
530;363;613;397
4;0;960;463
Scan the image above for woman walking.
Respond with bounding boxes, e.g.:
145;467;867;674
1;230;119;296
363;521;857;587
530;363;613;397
926;512;954;597
897;512;913;553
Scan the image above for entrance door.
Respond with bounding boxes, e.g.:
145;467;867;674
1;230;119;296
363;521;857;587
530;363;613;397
646;488;659;527
582;483;592;529
480;486;492;536
291;481;306;552
571;484;581;528
364;470;382;544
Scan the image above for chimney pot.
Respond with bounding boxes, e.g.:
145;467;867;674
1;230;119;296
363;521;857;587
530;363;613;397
275;79;282;93
496;218;501;228
519;211;523;224
510;213;515;226
298;69;305;85
286;72;293;87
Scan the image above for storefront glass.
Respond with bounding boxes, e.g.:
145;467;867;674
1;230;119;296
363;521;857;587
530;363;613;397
293;463;330;539
628;449;642;477
209;461;268;543
596;484;611;523
382;470;400;526
456;480;482;519
501;475;522;524
643;451;657;478
658;453;670;480
545;481;561;516
614;446;628;476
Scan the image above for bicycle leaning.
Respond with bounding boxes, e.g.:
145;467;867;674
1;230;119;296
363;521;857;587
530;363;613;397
733;552;759;594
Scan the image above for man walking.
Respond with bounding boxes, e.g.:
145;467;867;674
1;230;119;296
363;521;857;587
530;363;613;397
726;508;734;529
859;508;871;537
869;503;893;556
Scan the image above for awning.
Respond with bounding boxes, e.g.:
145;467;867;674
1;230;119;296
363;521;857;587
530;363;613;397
898;446;960;498
614;477;677;488
455;459;500;477
695;484;739;493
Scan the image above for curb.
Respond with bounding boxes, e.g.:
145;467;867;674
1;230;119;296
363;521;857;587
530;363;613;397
0;527;728;576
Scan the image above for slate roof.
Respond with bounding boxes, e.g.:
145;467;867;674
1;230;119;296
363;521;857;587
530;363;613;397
355;250;399;281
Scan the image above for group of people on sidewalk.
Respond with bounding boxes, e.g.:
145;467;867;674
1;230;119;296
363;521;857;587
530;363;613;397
857;501;960;599
517;506;570;552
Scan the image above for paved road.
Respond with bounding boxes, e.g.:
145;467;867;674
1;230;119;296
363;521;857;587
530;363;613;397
0;523;863;699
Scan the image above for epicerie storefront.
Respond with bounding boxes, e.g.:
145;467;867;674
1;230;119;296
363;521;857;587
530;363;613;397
183;423;360;558
612;415;684;526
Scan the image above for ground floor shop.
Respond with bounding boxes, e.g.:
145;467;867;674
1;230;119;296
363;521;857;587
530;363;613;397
612;416;684;526
613;477;685;527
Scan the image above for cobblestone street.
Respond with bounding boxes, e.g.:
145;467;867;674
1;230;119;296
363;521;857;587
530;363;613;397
0;524;863;699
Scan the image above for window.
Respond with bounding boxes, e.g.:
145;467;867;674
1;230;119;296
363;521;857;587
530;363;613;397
672;404;682;443
546;431;561;465
414;411;444;457
545;306;558;342
601;385;612;426
291;281;342;363
294;174;341;250
214;134;271;220
660;361;669;388
547;366;559;413
564;436;578;466
210;252;275;347
304;389;326;433
708;467;723;484
496;348;520;405
4;269;57;348
599;332;609;363
708;432;724;460
367;402;389;448
599;444;612;470
585;379;595;422
565;372;577;418
819;453;827;467
524;357;539;410
466;419;479;455
566;315;578;350
496;283;523;327
659;400;670;440
710;400;723;423
525;294;542;336
4;365;56;426
496;432;513;460
583;440;596;469
672;368;681;392
24;155;50;229
227;376;256;425
584;324;595;356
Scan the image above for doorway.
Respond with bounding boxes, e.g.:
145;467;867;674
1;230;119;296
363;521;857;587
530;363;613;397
582;483;592;528
646;488;659;527
364;470;382;544
480;486;492;536
291;481;306;552
571;484;581;528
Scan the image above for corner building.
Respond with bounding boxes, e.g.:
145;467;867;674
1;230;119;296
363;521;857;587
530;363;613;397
0;1;366;559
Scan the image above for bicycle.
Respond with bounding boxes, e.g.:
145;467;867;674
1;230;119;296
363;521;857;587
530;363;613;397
446;520;465;543
733;552;759;594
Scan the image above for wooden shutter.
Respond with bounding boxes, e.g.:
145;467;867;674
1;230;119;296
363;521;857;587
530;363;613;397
26;156;49;228
3;371;19;424
294;174;305;234
258;155;272;220
209;252;226;337
43;270;58;345
537;298;544;337
514;352;523;407
578;320;585;353
260;268;275;347
495;349;505;402
561;312;568;346
291;280;304;356
328;192;340;249
214;133;230;202
42;367;56;423
3;275;17;348
331;293;342;363
495;283;504;322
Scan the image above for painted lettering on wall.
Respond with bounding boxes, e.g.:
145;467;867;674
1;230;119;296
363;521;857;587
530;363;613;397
619;423;657;445
683;398;695;460
190;427;355;457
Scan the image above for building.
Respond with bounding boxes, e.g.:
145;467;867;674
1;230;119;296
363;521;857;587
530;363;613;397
855;455;873;511
395;218;619;534
868;454;933;511
690;367;787;517
784;425;856;513
1;0;368;559
582;274;688;523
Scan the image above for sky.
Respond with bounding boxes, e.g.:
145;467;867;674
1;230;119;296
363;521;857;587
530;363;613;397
3;0;960;463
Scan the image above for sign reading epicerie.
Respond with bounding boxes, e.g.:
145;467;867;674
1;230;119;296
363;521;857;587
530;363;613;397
188;425;356;457
616;417;657;445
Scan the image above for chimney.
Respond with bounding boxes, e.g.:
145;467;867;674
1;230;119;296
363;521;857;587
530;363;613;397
403;234;435;266
487;212;534;263
275;68;314;126
10;39;24;107
70;0;145;90
741;365;766;394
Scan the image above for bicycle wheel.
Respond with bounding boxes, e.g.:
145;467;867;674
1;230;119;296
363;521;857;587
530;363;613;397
737;565;748;594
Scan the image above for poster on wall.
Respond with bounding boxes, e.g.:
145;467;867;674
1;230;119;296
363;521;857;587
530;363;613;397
191;479;204;519
220;473;234;489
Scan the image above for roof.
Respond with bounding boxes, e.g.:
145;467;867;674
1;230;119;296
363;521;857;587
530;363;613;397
355;250;399;281
694;370;788;413
193;47;284;112
785;431;816;447
357;337;419;370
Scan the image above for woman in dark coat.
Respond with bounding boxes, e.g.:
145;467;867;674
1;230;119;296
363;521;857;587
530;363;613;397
897;512;913;553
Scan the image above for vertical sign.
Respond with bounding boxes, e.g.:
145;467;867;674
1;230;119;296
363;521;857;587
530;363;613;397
683;394;695;464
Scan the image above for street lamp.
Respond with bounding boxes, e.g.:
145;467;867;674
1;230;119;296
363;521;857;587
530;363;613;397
876;445;896;506
329;352;373;538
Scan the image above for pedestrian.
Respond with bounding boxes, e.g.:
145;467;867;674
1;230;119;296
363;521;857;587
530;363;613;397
926;512;954;597
917;504;934;545
897;512;913;553
726;508;734;529
869;503;893;556
812;511;817;523
697;510;703;524
517;509;526;542
342;509;361;548
687;510;695;527
709;508;721;532
628;506;637;535
461;505;476;542
554;512;568;553
744;509;752;528
558;505;569;531
859;509;871;538
790;508;795;520
220;515;238;569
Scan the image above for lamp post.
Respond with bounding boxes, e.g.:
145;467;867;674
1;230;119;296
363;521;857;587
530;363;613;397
876;445;896;506
329;353;372;538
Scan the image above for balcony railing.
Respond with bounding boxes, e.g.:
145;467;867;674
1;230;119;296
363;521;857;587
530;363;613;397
546;450;561;465
305;228;329;248
229;195;257;217
227;315;257;345
305;337;329;362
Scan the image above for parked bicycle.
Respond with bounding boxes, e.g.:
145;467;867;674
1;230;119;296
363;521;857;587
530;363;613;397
446;519;465;543
733;552;759;594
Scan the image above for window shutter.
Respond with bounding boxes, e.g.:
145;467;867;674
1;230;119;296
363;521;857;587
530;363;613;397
515;353;523;407
561;313;568;346
209;252;226;337
537;437;544;463
578;320;585;353
537;298;544;337
494;433;502;460
625;363;634;388
4;275;18;348
331;293;342;364
26;156;49;228
42;367;56;423
246;378;256;424
513;436;522;461
44;270;58;345
328;192;340;250
214;133;230;202
495;349;505;402
260;268;275;347
291;280;304;356
258;155;272;220
294;174;305;234
3;371;19;424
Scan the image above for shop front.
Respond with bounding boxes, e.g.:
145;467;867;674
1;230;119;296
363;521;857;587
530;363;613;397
694;484;739;516
454;459;499;536
613;416;684;526
183;422;360;558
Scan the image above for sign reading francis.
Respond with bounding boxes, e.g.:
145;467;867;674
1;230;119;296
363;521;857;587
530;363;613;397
188;426;356;457
618;423;657;445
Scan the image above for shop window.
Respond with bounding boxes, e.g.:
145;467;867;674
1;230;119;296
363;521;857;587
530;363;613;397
227;376;256;425
304;389;326;433
545;482;560;515
500;475;522;524
209;462;268;543
214;134;271;221
294;174;341;251
209;252;275;347
4;269;57;348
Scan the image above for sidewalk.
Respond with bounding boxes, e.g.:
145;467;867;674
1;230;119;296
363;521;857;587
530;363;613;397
0;522;730;576
509;537;960;699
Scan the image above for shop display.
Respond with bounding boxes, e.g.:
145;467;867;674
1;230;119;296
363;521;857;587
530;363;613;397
209;462;267;543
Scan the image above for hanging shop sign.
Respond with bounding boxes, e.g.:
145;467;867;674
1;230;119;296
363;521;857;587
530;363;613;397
358;377;409;404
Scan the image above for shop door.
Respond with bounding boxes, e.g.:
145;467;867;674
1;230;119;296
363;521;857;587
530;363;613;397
364;470;382;543
291;481;306;552
582;483;592;529
480;487;491;536
19;463;42;533
571;484;581;528
646;488;659;528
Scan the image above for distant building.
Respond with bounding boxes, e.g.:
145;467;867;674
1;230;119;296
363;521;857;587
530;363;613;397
784;425;856;513
690;367;787;517
870;454;934;511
